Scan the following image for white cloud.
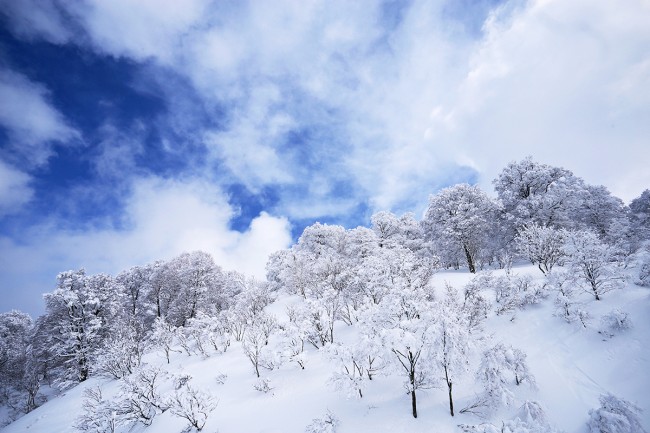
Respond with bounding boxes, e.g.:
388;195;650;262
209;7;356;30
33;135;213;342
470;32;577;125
0;69;80;166
0;0;73;44
75;0;210;63
447;0;650;202
0;159;33;216
0;177;292;314
5;0;649;209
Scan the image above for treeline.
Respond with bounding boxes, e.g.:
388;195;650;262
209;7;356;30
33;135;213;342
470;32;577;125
0;251;258;421
1;157;649;426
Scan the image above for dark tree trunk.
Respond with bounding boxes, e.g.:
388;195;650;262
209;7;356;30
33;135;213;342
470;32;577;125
444;365;454;416
411;390;418;418
463;244;476;274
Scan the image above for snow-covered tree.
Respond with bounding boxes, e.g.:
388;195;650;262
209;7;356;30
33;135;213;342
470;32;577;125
151;317;179;363
169;383;217;432
629;189;650;240
93;318;148;379
515;224;566;274
167;251;224;326
588;393;647;433
493;156;583;232
563;230;626;300
118;367;170;426
545;271;589;326
429;287;472;416
423;184;499;273
74;386;119;433
374;283;436;418
42;270;115;388
474;344;536;414
371;211;425;253
0;310;38;416
462;279;491;334
242;318;276;378
326;335;385;399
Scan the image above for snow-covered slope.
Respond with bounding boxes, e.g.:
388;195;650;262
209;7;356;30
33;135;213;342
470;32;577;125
2;265;649;433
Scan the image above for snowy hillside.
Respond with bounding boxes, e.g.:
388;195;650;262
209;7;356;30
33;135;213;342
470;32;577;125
2;264;648;433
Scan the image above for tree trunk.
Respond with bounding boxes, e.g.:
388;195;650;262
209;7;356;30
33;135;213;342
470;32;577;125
444;364;454;416
411;390;418;418
448;381;454;416
463;244;476;274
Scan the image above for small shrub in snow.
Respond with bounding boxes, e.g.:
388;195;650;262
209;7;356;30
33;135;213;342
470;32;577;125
460;401;560;433
215;373;227;385
170;384;218;432
305;410;339;433
119;367;170;426
588;393;646;433
488;273;546;315
74;386;119;433
599;309;633;338
174;373;193;390
547;271;590;327
253;377;273;393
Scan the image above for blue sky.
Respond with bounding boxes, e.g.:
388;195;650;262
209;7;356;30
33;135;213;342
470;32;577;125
1;0;649;316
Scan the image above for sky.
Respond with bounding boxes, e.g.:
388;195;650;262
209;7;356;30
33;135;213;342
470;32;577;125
0;0;649;317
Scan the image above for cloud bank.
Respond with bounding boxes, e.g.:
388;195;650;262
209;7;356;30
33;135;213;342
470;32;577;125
0;0;648;315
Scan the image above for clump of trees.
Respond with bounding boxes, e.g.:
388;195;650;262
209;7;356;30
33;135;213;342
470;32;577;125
2;157;648;427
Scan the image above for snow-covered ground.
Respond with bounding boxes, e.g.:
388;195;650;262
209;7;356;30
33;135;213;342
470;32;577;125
2;264;649;433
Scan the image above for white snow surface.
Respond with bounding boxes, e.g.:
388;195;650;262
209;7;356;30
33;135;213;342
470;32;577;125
2;264;649;433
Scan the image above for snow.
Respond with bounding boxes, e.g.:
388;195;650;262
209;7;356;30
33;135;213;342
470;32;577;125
2;264;649;433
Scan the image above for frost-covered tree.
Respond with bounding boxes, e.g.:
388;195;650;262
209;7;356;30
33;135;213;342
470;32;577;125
115;265;150;319
372;211;425;253
473;343;536;414
150;317;179;363
42;270;115;388
144;260;176;319
278;320;308;369
461;279;491;334
326;335;385;399
167;251;224;326
118;366;170;426
242;317;276;377
169;383;217;432
74;386;119;433
373;283;436;418
0;310;38;417
493;156;583;232
429;287;472;416
546;271;589;326
576;185;630;242
629;189;650;240
93;318;148;379
588;393;647;433
423;184;499;273
563;230;626;300
515;224;566;274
